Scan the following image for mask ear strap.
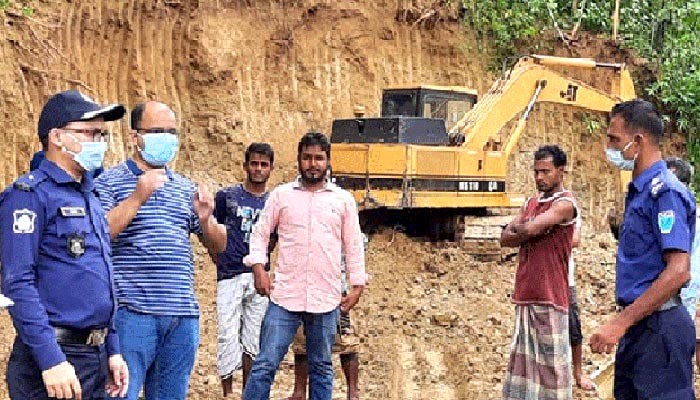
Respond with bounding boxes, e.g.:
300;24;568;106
52;129;67;148
136;133;146;152
633;134;643;160
622;139;635;152
59;132;81;156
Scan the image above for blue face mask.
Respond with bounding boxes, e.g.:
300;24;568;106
605;141;635;171
62;134;108;172
138;133;179;167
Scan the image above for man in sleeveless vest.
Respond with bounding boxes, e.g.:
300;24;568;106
501;145;578;400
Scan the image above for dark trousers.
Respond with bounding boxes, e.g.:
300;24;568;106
7;337;109;400
568;286;583;346
614;306;695;400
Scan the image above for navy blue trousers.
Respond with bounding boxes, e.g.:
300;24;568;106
7;337;109;400
614;306;695;400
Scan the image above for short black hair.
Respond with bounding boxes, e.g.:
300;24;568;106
665;156;692;185
297;131;331;158
610;99;664;143
245;142;275;165
40;136;48;150
534;145;567;167
130;103;146;130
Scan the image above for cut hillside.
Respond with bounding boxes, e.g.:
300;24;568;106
0;1;685;399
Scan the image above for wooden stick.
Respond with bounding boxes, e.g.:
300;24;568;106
612;0;621;43
570;0;586;39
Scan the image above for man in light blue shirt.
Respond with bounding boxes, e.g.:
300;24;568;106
665;156;700;369
665;157;699;318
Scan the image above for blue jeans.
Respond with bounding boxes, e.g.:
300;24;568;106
7;337;109;399
112;307;199;400
243;302;339;400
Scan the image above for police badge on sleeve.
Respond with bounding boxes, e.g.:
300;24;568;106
658;210;675;234
13;209;36;234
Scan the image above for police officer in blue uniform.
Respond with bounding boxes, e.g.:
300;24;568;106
591;99;696;399
1;90;129;399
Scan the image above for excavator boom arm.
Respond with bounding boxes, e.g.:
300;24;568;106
450;55;637;155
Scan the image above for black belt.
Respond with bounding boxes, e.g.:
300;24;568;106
54;327;108;346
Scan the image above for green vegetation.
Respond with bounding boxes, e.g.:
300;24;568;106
460;0;700;185
0;0;34;16
21;4;33;17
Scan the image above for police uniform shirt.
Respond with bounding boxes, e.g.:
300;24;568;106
0;159;118;371
617;160;697;306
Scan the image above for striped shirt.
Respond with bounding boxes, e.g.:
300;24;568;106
95;159;202;316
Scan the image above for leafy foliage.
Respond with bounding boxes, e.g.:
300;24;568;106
460;0;700;185
0;0;34;15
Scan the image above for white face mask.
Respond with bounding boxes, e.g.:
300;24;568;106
606;140;635;171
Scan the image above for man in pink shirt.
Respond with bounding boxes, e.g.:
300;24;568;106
242;132;367;400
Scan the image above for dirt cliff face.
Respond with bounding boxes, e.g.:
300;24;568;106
0;1;671;399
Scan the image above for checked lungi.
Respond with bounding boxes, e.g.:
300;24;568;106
502;304;572;400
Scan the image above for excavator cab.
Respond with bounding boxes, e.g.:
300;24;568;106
381;86;477;131
331;86;478;145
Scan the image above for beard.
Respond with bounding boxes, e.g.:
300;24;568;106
301;169;324;184
537;181;560;196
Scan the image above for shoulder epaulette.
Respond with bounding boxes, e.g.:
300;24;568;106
13;171;48;192
650;175;670;199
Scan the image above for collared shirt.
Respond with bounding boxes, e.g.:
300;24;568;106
214;184;270;280
94;159;202;316
244;179;367;313
681;213;700;317
568;213;582;287
30;151;103;178
0;160;118;371
617;161;696;305
341;233;369;294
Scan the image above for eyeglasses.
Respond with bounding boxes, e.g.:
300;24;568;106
61;128;110;142
136;128;178;136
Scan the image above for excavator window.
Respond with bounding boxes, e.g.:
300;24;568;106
423;94;473;131
381;89;476;131
381;91;418;117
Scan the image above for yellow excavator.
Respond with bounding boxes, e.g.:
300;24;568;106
330;55;636;259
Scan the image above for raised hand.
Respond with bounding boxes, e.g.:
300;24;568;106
193;183;215;222
134;169;167;203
